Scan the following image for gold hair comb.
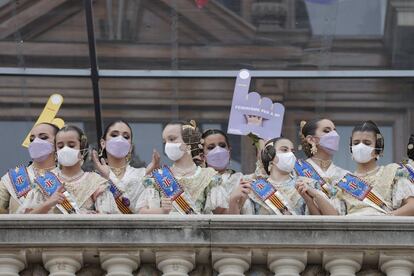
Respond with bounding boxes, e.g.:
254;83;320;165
182;119;197;131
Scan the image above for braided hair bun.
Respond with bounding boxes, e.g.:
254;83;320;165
408;134;414;160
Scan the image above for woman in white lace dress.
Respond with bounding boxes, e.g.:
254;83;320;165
336;121;414;216
92;120;160;214
18;125;116;214
136;120;229;214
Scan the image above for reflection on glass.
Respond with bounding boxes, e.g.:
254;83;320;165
90;0;414;70
0;0;88;68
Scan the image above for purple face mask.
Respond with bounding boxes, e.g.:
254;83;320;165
319;130;340;155
105;136;131;159
206;146;230;171
28;137;54;162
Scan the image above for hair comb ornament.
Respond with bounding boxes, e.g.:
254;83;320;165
182;120;197;131
300;121;307;132
298;120;308;151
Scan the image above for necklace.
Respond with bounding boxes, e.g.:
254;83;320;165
311;157;332;170
110;165;127;179
59;170;85;183
355;166;379;177
268;175;292;186
32;164;56;177
172;163;197;177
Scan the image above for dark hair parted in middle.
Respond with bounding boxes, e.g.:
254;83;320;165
350;120;384;155
201;129;230;148
56;125;89;161
99;120;133;159
261;137;289;175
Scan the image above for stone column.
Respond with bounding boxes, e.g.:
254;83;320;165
0;250;26;276
156;251;195;276
267;251;307;276
380;253;414;276
323;252;363;276
42;251;82;276
212;250;251;276
100;251;140;276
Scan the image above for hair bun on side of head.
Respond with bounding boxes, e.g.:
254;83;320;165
408;134;414;160
298;120;313;157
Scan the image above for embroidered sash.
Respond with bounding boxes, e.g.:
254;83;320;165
152;166;198;215
337;173;390;214
8;165;31;199
35;172;80;214
108;181;133;214
251;178;296;215
294;159;331;197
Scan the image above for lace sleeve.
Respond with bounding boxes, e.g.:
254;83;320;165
392;169;414;209
16;188;46;214
241;199;255;215
95;188;121;214
203;175;229;214
135;177;161;211
0;180;10;211
116;168;146;213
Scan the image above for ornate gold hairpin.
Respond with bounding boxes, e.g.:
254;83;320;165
182;119;197;131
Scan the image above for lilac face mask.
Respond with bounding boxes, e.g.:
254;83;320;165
106;136;131;158
28;137;54;162
206;146;230;170
319;130;340;155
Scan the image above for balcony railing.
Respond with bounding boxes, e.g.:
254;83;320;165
0;215;413;275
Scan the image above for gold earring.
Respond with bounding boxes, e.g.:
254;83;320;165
311;143;318;155
126;152;131;163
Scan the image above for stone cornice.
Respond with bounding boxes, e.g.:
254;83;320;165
0;215;413;250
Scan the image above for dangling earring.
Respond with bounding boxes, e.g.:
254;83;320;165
54;153;59;167
311;143;318;155
126;152;132;163
267;162;273;174
186;144;192;154
98;147;104;158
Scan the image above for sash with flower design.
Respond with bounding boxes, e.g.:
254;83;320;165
152;166;198;215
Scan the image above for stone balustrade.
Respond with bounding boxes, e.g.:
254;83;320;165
0;215;413;275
